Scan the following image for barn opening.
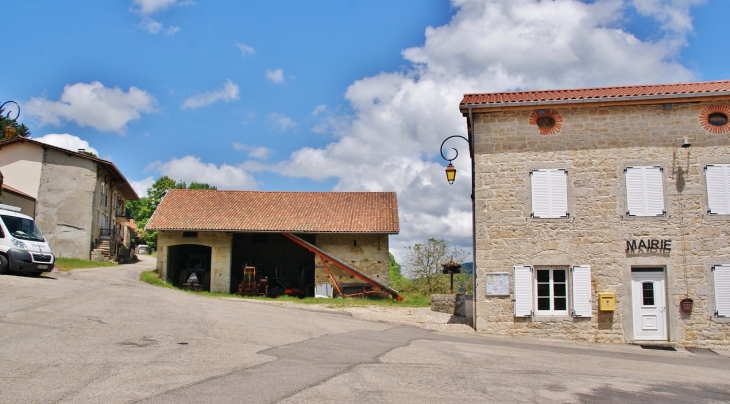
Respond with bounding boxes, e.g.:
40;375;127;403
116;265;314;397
230;233;316;296
167;244;212;290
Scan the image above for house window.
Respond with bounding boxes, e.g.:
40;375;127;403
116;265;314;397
706;164;730;215
182;232;198;238
713;264;730;317
513;265;592;317
530;168;568;218
625;166;665;216
536;268;568;314
100;182;107;206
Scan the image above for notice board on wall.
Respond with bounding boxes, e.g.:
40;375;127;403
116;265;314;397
485;272;510;296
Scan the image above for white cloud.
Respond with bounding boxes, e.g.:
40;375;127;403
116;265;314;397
33;133;100;156
130;176;155;198
148;156;257;190
164;25;180;36
263;0;699;263
311;104;327;117
139;17;163;34
265;69;285;83
182;79;240;109
24;81;157;133
132;0;185;15
232;143;273;159
267;113;296;132
235;42;255;56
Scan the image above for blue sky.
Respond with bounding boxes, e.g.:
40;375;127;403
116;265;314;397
3;0;729;262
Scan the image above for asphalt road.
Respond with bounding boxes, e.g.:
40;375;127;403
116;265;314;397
1;256;729;403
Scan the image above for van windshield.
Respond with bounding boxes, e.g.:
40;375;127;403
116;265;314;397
0;215;45;242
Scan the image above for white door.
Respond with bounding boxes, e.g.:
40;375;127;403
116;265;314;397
631;270;667;341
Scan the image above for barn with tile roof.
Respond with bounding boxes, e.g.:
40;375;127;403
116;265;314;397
146;189;400;297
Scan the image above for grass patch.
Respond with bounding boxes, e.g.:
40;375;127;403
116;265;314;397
136;272;430;307
139;270;174;289
54;257;118;271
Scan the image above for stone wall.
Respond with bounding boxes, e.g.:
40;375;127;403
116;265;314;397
472;100;730;347
430;294;467;317
156;231;233;293
314;233;390;290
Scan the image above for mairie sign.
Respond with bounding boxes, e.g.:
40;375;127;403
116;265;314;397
626;239;672;252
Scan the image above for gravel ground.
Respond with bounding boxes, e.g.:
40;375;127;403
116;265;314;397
239;299;475;333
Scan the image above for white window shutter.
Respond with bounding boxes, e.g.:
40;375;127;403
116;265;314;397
532;169;568;218
714;265;730;317
626;166;664;216
513;266;533;317
531;170;549;218
571;265;592;317
550;169;568;218
706;165;730;215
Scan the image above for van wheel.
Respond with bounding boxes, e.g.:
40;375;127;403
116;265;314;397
0;255;8;275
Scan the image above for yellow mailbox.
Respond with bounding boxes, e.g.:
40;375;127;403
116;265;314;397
599;293;615;311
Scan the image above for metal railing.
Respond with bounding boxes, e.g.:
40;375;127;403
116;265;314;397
99;228;116;239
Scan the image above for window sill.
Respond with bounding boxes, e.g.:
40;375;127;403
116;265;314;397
530;315;573;322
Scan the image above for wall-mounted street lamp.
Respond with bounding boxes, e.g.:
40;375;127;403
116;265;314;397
440;135;469;185
1;101;20;139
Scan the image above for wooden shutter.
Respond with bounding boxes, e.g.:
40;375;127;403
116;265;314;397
571;265;592;317
513;266;533;317
626;166;664;216
531;169;568;218
714;265;730;317
706;165;730;215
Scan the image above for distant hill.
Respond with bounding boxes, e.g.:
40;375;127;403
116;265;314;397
461;262;473;274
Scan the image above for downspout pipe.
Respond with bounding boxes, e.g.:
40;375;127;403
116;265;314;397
467;106;478;331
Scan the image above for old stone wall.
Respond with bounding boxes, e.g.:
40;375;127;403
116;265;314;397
473;100;730;347
314;234;390;291
156;231;232;293
430;294;467;317
35;148;97;259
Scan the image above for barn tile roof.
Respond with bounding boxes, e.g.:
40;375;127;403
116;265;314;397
460;80;730;108
145;189;400;234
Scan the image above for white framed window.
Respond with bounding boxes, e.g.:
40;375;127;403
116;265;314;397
535;267;568;315
531;168;568;218
706;164;730;215
513;265;592;318
625;166;665;216
713;264;730;317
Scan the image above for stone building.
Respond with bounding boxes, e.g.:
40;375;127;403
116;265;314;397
0;137;138;261
145;189;399;297
459;80;730;348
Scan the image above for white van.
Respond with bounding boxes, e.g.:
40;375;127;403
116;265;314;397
0;204;55;276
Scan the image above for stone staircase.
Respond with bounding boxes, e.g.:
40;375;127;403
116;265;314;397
91;240;111;261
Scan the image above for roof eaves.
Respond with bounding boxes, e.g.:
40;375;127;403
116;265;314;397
460;90;730;110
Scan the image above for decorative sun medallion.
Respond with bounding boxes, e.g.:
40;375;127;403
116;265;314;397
699;104;730;134
529;109;563;135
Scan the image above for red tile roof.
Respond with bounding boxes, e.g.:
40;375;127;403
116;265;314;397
460;80;730;108
145;189;400;234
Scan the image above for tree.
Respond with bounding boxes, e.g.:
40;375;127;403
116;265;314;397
404;238;468;294
127;176;216;250
388;253;409;291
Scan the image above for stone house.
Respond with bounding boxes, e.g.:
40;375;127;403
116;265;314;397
460;80;730;348
145;189;399;297
0;137;139;261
